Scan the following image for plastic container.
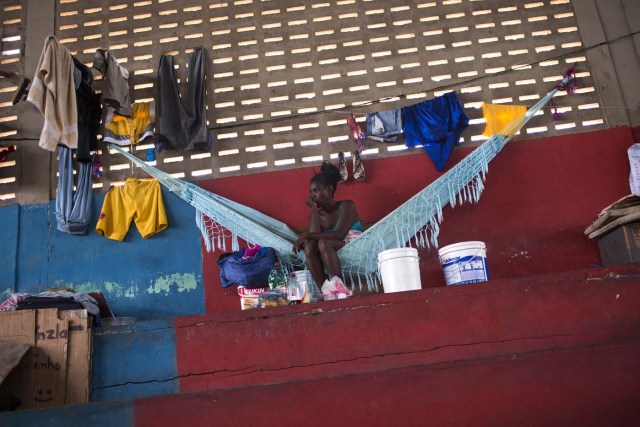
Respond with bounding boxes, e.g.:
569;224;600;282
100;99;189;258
437;241;489;286
287;273;305;303
377;247;422;293
268;262;287;289
293;270;322;302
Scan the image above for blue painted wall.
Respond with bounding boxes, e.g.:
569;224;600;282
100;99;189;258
0;204;19;299
0;399;135;427
91;318;179;401
1;186;205;320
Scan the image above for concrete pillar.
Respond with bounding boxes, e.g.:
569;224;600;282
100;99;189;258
14;0;56;204
573;0;640;128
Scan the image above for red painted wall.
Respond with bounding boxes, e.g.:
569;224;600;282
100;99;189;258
200;126;633;313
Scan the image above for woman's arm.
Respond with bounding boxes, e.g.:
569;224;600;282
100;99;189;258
293;199;322;252
296;200;359;245
307;198;321;233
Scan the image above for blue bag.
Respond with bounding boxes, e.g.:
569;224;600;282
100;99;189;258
217;247;278;288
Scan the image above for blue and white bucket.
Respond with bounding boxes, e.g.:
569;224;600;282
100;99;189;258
437;241;489;286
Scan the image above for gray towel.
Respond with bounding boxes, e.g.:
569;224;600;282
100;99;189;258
154;47;212;152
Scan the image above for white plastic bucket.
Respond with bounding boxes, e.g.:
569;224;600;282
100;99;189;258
377;248;422;293
438;241;489;286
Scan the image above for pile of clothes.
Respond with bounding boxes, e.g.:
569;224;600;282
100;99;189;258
0;290;112;326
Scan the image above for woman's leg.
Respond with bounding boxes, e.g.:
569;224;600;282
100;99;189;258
318;239;346;278
304;241;326;288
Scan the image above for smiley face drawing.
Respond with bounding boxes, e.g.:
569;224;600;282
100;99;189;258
34;389;53;403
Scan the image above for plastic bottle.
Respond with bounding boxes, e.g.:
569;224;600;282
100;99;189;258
267;262;287;290
287;273;304;304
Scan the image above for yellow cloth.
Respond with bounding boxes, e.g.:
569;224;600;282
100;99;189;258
104;101;154;145
481;103;527;137
96;178;168;241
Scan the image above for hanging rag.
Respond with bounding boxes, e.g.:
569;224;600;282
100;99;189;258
348;113;366;152
155;47;212;152
27;36;78;151
56;146;93;235
93;48;132;117
73;57;101;163
365;108;403;142
481;102;527;137
0;145;16;163
402;91;469;172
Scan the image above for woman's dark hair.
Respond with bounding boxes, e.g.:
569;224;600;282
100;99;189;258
311;160;341;196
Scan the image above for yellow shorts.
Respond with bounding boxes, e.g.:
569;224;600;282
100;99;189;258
96;178;168;241
103;101;155;146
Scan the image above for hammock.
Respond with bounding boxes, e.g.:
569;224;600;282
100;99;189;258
108;73;574;291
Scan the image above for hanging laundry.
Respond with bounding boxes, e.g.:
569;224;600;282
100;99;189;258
73;57;102;163
103;101;155;146
347;113;366;152
93;48;132;117
481;102;527;137
402;91;469;172
91;154;102;181
155;47;212;152
56;146;93;235
0;145;16;163
365;109;403;142
27;36;78;151
96;178;168;241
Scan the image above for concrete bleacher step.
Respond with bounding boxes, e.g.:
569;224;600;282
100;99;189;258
3;337;640;426
173;265;640;395
88;264;640;399
2;264;640;425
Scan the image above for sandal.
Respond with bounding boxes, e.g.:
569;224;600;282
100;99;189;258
353;150;365;182
338;151;348;183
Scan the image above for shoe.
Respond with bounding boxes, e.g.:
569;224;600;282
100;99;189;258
321;276;352;300
338;151;348;183
353;151;365;182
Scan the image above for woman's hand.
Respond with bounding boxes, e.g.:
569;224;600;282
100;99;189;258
306;198;318;209
293;233;308;252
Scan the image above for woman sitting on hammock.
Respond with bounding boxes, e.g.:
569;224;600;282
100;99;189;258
293;161;362;300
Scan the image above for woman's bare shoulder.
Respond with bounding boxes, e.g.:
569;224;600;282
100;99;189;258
338;199;358;210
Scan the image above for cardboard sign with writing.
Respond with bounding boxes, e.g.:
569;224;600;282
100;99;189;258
32;309;69;408
0;308;91;410
59;309;92;404
0;310;36;408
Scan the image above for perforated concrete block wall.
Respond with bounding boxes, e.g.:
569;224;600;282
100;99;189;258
0;0;24;203
0;0;607;202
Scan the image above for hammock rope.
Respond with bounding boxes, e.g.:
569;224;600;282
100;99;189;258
107;73;574;291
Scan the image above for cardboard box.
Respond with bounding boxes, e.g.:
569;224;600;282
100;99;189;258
597;222;640;267
0;309;92;410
